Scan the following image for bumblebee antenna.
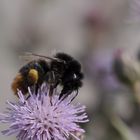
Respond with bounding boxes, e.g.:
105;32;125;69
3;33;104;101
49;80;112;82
30;53;56;60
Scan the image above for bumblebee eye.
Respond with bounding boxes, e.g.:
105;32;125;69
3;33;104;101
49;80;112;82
28;69;39;83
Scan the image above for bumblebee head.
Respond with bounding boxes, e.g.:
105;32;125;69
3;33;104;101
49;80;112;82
28;69;39;84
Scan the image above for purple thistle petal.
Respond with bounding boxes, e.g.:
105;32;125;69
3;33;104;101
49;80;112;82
0;84;89;140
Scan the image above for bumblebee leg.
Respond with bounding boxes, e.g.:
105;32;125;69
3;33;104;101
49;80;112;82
59;89;78;102
70;89;78;102
35;84;39;95
45;71;57;96
58;92;64;100
49;85;54;96
26;94;30;100
59;89;72;100
59;93;68;101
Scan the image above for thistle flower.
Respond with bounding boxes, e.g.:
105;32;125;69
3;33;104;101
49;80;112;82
0;84;89;140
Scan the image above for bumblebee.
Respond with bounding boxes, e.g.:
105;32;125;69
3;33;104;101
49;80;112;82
12;52;84;99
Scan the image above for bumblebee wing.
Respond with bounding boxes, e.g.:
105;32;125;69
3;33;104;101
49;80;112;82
19;52;37;63
20;52;63;65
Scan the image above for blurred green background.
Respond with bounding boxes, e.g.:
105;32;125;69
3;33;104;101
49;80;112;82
0;0;140;140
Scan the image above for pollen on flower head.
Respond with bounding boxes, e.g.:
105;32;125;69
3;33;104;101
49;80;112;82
0;84;89;140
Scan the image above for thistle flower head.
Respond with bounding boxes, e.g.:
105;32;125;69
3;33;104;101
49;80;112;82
0;84;89;140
